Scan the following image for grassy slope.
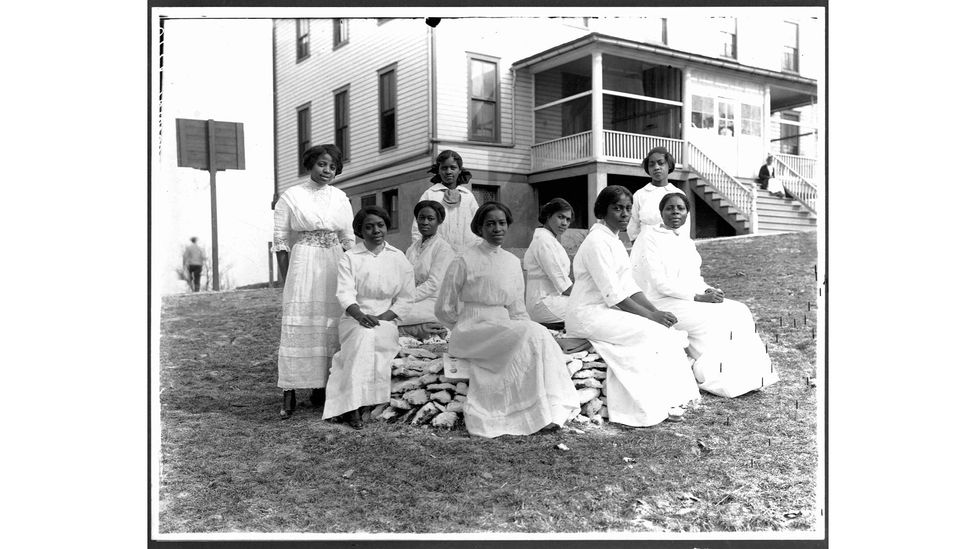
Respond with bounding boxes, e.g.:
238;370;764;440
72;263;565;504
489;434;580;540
158;231;819;534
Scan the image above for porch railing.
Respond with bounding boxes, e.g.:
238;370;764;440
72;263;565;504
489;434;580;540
602;131;684;166
685;142;755;229
774;153;816;181
530;131;592;172
772;156;818;214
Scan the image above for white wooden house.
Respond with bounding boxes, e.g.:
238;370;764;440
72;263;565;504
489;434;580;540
272;14;821;248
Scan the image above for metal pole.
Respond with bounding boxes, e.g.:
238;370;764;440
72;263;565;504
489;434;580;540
267;241;274;288
207;119;220;291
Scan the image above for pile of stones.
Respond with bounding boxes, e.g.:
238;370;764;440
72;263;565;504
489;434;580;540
363;336;611;429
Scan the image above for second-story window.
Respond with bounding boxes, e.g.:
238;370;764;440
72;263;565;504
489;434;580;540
297;104;311;175
469;55;500;143
740;104;762;136
296;19;310;61
648;17;668;45
691;95;714;130
718;17;737;59
333;18;349;49
334;88;349;161
782;21;799;72
379;66;397;149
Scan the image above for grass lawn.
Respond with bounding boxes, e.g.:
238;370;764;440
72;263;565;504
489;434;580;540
156;230;820;534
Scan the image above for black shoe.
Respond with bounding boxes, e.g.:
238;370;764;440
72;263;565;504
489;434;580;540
279;390;296;419
347;409;364;430
310;388;325;407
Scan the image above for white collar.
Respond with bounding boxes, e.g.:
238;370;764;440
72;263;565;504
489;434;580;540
429;183;471;194
351;241;389;255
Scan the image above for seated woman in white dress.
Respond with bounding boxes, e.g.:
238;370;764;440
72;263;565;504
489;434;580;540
398;200;454;341
435;202;580;438
564;186;700;427
639;192;779;398
523;198;574;325
323;206;415;429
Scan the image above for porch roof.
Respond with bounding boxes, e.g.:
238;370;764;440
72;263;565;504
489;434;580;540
512;32;818;102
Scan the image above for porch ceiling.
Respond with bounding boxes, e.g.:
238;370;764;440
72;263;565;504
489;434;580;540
513;32;818;96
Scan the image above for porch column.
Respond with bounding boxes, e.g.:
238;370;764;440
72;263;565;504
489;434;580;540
591;52;604;162
682;68;692;168
763;84;772;156
586;170;607;228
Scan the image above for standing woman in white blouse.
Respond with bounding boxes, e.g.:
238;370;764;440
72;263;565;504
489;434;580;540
628;147;690;293
271;144;355;419
410;150;481;253
640;193;778;398
435;202;580;438
323;206;415;429
565;186;700;427
523;198;574;325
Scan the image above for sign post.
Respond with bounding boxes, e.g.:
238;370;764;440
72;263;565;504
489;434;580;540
175;118;245;291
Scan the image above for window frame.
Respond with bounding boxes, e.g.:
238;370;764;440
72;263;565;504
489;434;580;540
471;184;499;205
740;103;762;137
333;18;349;49
718;17;738;60
717;99;736;137
333;86;350;163
382;189;399;231
690;95;714;130
779;111;801;155
378;64;398;150
360;193;377;209
296;103;312;176
782;21;799;72
467;53;501;143
296;19;310;62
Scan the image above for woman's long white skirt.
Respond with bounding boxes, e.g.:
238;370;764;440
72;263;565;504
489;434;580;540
566;308;700;427
449;305;580;438
277;243;344;389
322;317;399;419
651;297;779;398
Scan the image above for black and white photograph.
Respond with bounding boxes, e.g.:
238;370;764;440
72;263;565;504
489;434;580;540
148;3;827;544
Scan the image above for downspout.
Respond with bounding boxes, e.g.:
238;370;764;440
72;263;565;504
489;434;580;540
510;66;516;145
271;20;280;209
428;25;438;160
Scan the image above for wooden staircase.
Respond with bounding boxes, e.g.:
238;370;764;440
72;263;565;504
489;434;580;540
753;187;817;233
684;171;750;234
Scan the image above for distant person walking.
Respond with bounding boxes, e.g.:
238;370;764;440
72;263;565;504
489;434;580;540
183;237;206;292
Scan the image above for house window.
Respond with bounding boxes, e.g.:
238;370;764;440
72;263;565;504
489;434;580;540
779;111;800;155
691;95;714;129
296;19;310;61
334;88;349;161
469;55;500;142
297;104;311;175
718;100;735;137
740;104;762;136
471;184;499;205
378;66;397;149
718;17;737;59
782;21;799;72
648;17;668;45
382;189;399;230
361;194;376;208
333;19;349;49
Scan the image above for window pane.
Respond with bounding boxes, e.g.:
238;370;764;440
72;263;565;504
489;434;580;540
471;60;496;100
380;72;394;110
470;100;496;140
380;113;395;148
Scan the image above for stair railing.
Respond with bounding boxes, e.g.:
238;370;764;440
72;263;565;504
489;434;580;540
771;156;818;214
685;142;757;233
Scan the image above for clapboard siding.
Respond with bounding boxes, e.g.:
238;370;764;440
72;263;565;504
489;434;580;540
274;18;429;195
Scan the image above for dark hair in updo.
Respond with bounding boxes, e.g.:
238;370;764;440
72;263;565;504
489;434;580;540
302;144;344;174
658;192;690;212
593;186;633;219
538;198;574;225
641;146;675;175
470;201;513;236
413;200;446;223
352;205;392;239
427;149;472;186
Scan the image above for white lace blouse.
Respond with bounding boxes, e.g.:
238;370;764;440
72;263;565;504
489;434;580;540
271;181;355;252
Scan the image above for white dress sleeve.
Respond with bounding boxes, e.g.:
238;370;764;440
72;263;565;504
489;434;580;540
643;233;706;301
434;255;466;329
271;194;292;252
505;259;531;321
626;188;642;243
582;235;642;307
390;254;417;320
414;239;453;302
335;252;357;312
538;236;573;294
337;196;356;250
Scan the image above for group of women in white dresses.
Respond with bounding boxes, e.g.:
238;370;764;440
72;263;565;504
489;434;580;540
272;144;777;436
